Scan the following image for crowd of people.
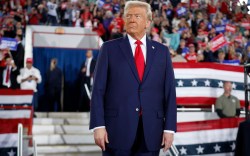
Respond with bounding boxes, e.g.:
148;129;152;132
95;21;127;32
0;0;250;111
1;0;250;64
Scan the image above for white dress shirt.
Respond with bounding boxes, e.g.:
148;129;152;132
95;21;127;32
17;66;42;92
85;57;93;77
2;66;13;88
127;34;147;63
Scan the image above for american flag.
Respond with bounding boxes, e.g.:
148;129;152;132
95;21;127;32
175;118;244;155
173;63;244;107
0;90;33;156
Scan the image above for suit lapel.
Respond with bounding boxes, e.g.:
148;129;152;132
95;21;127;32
142;38;155;82
119;36;140;83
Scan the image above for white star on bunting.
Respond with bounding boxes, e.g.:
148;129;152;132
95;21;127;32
232;83;237;90
218;81;223;88
204;80;210;87
214;144;221;152
178;80;184;87
196;145;204;154
8;149;16;156
179;146;187;155
231;142;236;151
191;79;198;86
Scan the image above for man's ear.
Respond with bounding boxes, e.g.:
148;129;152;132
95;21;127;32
145;20;151;29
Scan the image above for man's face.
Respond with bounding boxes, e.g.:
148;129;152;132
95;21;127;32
224;82;232;94
26;63;32;69
86;51;92;58
124;7;150;39
5;58;12;66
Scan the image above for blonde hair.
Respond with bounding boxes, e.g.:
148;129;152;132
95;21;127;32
124;1;152;21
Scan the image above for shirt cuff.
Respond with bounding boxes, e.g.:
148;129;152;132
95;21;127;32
91;126;105;132
12;67;17;71
164;130;175;134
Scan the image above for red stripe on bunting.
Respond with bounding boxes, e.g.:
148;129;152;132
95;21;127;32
0;106;33;109
0;118;32;134
177;117;244;132
173;62;244;72
0;89;33;95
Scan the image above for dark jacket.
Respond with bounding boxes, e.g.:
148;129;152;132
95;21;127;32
44;67;62;95
89;36;177;151
0;66;20;89
235;119;250;156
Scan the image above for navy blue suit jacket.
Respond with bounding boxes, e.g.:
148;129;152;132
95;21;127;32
90;36;177;151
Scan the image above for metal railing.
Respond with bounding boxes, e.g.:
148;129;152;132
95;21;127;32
177;104;215;112
17;124;23;156
169;144;180;156
17;123;37;156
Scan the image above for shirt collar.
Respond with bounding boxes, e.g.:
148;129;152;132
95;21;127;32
127;34;147;46
87;57;93;60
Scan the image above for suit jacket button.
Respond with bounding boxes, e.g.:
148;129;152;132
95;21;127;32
136;108;139;111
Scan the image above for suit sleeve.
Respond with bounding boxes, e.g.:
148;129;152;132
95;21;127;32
164;46;177;132
17;68;24;84
235;122;244;156
89;43;109;130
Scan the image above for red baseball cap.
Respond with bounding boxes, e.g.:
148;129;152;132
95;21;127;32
26;58;33;63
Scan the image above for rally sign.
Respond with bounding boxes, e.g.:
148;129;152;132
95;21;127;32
241;22;250;29
177;7;187;16
225;24;236;33
234;36;243;43
96;0;105;8
0;37;18;51
210;34;228;52
215;25;226;33
191;3;199;9
198;42;207;48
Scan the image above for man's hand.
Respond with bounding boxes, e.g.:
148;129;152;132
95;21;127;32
81;67;86;73
10;60;16;69
161;132;174;152
31;76;38;81
94;128;109;151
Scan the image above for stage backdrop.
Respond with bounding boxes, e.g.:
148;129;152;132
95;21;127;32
26;26;101;111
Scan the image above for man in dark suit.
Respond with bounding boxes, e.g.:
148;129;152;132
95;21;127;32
78;50;96;112
0;55;19;89
89;1;176;156
10;35;25;69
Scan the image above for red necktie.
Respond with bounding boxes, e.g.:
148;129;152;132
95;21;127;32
134;40;145;82
135;40;145;116
5;66;10;83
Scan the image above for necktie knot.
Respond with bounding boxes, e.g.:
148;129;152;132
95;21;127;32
135;40;142;45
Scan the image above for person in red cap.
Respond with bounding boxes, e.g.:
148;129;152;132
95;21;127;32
17;58;42;110
185;44;198;63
